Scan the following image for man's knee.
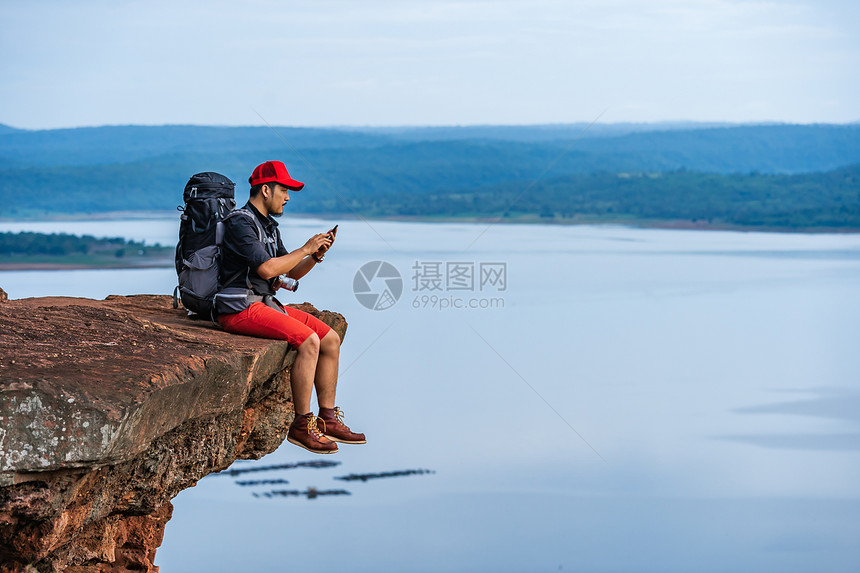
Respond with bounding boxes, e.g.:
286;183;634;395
298;332;320;355
320;329;340;354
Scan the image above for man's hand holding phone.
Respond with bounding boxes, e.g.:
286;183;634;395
312;224;337;262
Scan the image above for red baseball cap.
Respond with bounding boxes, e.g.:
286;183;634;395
249;160;304;190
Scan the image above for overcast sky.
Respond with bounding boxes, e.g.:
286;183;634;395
1;0;858;129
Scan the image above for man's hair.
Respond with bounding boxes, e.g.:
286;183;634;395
250;181;281;198
249;182;266;198
250;181;293;198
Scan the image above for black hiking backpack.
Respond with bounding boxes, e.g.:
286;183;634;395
173;172;236;319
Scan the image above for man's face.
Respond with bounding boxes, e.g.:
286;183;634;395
264;183;290;217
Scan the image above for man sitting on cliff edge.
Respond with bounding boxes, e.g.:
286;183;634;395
218;160;365;454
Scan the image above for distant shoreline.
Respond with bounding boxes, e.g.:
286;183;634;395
291;213;860;234
0;260;173;271
1;210;858;234
0;210;179;223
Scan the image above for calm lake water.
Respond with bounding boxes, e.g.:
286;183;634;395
2;217;859;572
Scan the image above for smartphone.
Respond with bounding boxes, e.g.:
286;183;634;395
319;225;338;256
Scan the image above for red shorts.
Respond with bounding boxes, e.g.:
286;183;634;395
218;302;332;347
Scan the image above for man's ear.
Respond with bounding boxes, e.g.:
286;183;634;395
262;184;270;199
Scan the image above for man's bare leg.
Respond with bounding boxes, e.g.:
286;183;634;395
287;332;337;453
315;330;365;444
291;333;320;415
314;329;341;409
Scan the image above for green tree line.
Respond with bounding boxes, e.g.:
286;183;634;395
291;164;860;230
0;232;170;258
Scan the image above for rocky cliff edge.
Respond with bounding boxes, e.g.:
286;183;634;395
0;294;346;572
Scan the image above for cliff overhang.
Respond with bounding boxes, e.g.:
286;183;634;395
0;294;346;572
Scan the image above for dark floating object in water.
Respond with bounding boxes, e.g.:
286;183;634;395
252;487;351;499
235;478;290;486
334;469;436;482
215;460;341;477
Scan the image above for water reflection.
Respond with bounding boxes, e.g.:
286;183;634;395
335;469;436;482
722;387;860;451
234;478;291;486
733;387;860;423
252;488;351;499
210;459;437;501
719;433;860;451
213;460;339;477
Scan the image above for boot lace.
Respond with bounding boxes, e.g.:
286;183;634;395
319;408;350;433
307;415;325;438
334;407;347;426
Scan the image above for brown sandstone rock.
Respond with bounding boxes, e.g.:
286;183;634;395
0;295;347;572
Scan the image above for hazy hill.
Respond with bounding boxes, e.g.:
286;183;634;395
0;125;390;168
1;122;859;229
2;123;859;172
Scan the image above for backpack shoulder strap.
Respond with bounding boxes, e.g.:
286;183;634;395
225;208;277;257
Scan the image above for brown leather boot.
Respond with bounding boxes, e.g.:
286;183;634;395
318;407;366;444
287;413;338;454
